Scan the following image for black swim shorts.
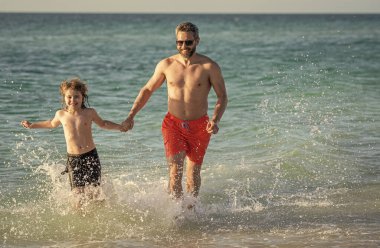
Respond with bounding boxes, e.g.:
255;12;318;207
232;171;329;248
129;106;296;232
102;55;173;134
64;148;101;189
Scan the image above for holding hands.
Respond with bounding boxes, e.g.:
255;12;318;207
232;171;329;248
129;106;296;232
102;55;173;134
121;117;134;132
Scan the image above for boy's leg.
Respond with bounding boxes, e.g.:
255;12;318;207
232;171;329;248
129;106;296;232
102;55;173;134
84;184;101;200
72;186;85;209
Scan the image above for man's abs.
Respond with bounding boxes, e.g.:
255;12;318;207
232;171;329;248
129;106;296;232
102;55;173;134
168;99;208;120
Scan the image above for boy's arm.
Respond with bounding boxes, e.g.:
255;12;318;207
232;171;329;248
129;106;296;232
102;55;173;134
21;111;61;129
91;109;124;131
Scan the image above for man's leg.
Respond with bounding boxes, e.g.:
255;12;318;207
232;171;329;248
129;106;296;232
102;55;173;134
186;158;202;197
167;151;186;199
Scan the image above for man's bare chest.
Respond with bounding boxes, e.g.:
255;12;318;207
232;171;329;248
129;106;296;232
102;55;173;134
166;65;209;87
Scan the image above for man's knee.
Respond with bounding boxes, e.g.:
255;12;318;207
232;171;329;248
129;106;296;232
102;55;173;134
167;151;186;165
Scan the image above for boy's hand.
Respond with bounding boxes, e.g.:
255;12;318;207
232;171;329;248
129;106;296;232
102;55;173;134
21;120;32;128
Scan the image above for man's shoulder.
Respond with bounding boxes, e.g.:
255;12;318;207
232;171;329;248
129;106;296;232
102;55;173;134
156;55;177;70
196;54;220;69
160;55;177;65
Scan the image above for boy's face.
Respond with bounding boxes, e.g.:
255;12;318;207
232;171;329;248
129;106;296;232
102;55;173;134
64;89;83;110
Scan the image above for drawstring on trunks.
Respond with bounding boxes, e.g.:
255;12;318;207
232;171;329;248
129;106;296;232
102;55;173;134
61;156;81;175
181;121;190;129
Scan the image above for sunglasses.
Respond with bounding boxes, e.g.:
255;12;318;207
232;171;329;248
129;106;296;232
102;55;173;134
176;40;195;46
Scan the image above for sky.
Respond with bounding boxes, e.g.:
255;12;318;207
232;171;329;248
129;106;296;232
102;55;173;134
0;0;380;14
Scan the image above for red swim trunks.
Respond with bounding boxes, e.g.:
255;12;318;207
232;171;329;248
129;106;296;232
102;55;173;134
162;112;211;165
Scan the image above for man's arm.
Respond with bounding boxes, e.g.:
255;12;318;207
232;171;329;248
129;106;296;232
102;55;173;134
207;62;228;134
122;60;167;129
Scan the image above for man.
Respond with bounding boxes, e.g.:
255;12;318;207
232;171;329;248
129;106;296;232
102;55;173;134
122;22;227;200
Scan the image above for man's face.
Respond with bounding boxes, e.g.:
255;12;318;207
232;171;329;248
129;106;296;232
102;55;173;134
176;31;198;59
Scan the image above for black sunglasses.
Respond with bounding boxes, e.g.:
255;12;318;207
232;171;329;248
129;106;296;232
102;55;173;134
176;40;194;46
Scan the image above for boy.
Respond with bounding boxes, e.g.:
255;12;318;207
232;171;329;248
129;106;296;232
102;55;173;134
21;78;126;208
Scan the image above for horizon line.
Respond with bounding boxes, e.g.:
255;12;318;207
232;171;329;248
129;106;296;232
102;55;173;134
1;11;380;15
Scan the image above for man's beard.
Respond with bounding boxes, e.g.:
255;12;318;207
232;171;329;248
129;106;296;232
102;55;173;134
178;46;196;59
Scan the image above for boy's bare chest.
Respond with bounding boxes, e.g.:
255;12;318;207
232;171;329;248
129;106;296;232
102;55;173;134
62;114;90;129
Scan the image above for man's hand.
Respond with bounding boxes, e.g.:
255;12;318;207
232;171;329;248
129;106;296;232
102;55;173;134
206;120;219;134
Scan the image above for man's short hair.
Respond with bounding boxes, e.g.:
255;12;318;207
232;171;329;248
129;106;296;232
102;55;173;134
176;22;199;38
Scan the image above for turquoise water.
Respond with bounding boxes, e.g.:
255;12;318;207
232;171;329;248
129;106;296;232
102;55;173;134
0;14;379;247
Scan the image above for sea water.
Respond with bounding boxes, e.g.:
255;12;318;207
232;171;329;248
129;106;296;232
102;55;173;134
0;13;379;247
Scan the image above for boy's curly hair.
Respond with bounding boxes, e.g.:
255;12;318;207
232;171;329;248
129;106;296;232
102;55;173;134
59;78;90;109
